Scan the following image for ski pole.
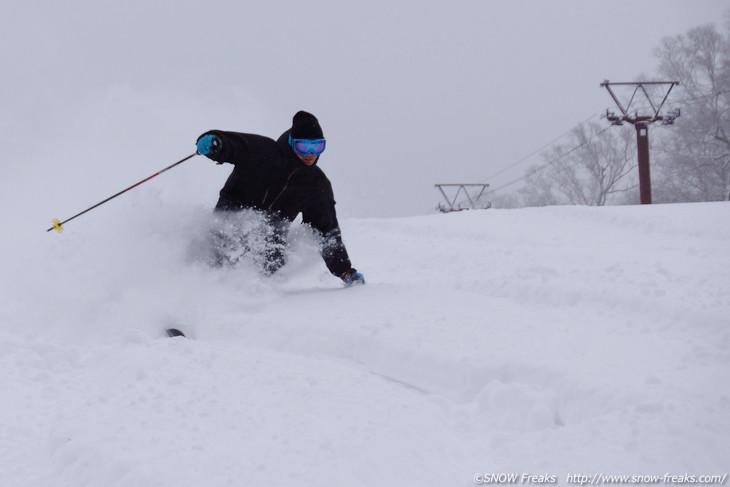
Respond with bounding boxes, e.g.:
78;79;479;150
47;152;199;233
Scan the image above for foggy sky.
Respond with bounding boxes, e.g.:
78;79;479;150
2;0;728;221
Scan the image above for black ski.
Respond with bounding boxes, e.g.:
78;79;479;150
166;328;186;338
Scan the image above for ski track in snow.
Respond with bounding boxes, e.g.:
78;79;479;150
1;200;729;486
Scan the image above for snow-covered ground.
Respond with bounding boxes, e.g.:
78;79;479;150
1;188;729;486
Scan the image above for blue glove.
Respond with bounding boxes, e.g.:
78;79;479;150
196;134;221;156
341;269;366;286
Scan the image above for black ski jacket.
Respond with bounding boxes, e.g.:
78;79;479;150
199;129;352;277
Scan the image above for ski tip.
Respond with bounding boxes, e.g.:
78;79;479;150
166;328;186;338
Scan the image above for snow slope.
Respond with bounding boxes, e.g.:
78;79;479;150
1;195;729;486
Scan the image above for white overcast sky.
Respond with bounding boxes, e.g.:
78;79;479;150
2;0;728;220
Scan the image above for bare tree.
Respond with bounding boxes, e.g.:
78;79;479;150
519;122;637;206
653;23;730;202
518;164;560;207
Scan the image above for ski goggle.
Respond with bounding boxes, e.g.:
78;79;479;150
289;135;326;156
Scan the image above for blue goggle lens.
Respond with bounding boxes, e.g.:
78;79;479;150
290;136;326;156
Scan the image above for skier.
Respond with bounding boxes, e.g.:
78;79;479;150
196;110;365;286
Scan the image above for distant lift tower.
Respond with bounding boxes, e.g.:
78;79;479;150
435;184;491;212
601;80;680;204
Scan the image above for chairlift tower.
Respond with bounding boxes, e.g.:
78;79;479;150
601;80;680;204
434;184;491;212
